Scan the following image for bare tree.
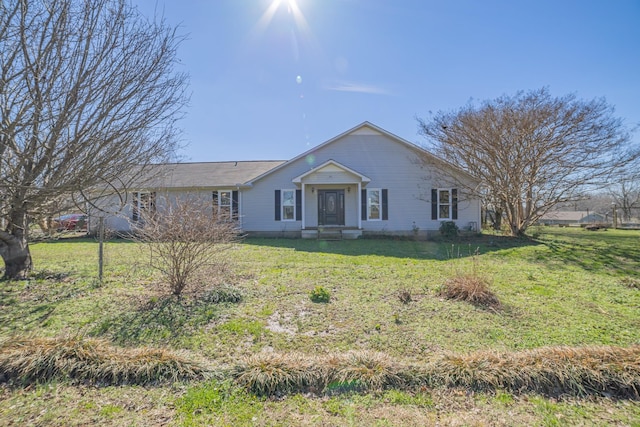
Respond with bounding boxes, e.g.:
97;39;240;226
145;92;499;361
608;161;640;222
133;196;242;296
0;0;188;279
418;88;636;236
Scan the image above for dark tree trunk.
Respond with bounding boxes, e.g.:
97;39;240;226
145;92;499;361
0;208;33;280
0;235;32;280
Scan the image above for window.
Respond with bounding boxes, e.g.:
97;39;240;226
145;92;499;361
275;189;301;221
438;189;450;219
431;188;458;220
367;189;381;220
132;192;156;222
213;190;238;220
361;188;388;221
281;189;295;221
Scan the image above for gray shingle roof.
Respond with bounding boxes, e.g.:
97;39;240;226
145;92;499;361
137;161;285;189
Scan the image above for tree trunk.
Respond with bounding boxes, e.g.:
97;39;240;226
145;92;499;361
0;232;32;280
0;236;32;280
0;207;33;280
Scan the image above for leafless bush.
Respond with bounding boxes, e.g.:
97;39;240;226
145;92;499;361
133;195;242;296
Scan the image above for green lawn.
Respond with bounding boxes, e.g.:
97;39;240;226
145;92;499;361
1;227;639;426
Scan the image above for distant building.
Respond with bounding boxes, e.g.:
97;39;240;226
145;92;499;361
539;211;605;226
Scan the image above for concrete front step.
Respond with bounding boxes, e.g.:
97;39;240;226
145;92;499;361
318;230;342;240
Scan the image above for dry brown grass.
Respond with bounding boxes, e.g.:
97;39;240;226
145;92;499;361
410;345;640;399
233;351;320;395
234;346;640;399
438;274;501;309
0;336;206;386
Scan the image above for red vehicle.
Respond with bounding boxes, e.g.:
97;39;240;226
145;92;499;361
53;213;88;231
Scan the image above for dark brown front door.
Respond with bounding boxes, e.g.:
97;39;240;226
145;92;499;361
318;190;345;226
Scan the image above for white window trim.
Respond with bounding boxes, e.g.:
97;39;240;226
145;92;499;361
281;189;296;222
214;189;234;220
437;188;452;220
367;188;382;221
132;191;155;221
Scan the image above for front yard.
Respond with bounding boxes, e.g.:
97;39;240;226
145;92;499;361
1;228;639;425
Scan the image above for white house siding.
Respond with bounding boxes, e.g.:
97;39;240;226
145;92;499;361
241;130;481;235
88;189;219;234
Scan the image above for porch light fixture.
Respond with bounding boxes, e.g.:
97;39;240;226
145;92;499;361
311;187;315;193
347;186;351;193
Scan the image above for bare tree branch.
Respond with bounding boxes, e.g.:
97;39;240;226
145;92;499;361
0;0;188;278
418;88;637;236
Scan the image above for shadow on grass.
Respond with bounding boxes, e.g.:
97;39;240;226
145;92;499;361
243;234;539;260
533;229;640;277
90;295;224;346
0;272;93;333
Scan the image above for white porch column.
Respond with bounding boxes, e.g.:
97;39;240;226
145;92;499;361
357;182;362;229
301;183;306;229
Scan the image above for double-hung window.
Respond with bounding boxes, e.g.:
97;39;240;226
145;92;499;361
361;188;388;221
367;189;381;221
438;189;451;220
213;190;238;221
431;188;458;221
132;191;156;222
281;189;295;221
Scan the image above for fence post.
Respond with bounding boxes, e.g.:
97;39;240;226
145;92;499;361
98;216;104;283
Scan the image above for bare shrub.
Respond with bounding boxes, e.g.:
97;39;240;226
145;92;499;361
133;195;242;296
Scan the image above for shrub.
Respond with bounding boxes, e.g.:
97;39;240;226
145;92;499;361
439;221;459;239
438;274;501;309
310;286;330;303
133;195;242;296
0;336;205;385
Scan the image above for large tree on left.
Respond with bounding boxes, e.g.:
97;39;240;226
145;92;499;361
0;0;188;279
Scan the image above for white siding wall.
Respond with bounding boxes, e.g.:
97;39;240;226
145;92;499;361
242;132;480;233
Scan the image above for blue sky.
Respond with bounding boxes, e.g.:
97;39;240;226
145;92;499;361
134;0;640;162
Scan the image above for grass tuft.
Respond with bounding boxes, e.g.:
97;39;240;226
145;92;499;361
233;351;320;395
438;275;501;309
328;350;402;391
0;336;206;386
202;284;243;303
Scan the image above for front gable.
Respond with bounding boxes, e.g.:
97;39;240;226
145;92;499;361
292;160;371;186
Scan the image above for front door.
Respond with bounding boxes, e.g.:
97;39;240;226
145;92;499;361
318;190;345;226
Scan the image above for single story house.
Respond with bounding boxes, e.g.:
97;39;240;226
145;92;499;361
89;122;481;239
538;211;606;226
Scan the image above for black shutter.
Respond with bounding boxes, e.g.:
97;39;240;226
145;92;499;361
150;192;156;214
361;189;367;221
132;192;139;222
232;190;239;220
382;189;388;220
275;190;281;221
295;189;302;220
452;188;458;220
431;189;438;220
212;191;219;218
